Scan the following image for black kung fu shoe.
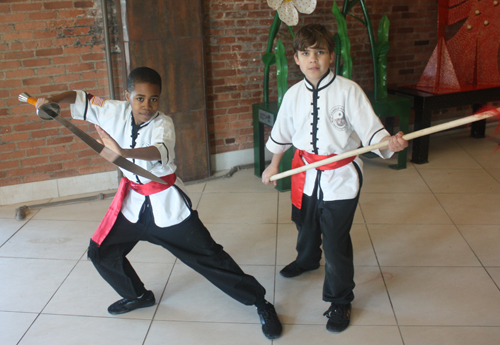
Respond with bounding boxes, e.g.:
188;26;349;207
280;261;320;278
107;290;155;315
256;300;283;340
324;302;351;333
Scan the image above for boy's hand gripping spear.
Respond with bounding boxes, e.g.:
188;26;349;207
270;106;500;182
19;92;168;185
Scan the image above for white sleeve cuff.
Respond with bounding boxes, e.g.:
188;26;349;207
266;138;292;154
371;129;394;159
69;90;87;120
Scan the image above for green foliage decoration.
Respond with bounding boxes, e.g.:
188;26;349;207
263;13;282;104
332;2;352;79
333;0;391;101
374;15;390;99
262;1;391;104
275;38;289;108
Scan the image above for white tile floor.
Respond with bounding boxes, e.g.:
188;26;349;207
2;126;500;344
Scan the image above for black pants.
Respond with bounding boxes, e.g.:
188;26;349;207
90;199;266;306
292;167;362;305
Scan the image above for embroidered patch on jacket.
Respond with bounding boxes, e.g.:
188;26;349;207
90;96;105;107
329;105;347;131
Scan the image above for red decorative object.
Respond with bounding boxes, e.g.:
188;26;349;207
417;0;500;94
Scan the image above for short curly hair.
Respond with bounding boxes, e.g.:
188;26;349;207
127;67;162;92
293;24;335;55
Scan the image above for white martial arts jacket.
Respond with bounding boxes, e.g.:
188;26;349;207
266;71;394;201
70;90;191;227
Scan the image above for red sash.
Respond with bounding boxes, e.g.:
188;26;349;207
291;150;356;209
91;174;177;246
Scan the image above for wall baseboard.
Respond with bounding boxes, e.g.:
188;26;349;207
1;148;275;205
210;148;272;173
0;171;120;206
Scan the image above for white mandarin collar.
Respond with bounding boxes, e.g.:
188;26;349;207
304;69;336;92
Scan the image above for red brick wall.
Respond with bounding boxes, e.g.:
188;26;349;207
204;0;444;155
2;0;489;188
0;0;123;187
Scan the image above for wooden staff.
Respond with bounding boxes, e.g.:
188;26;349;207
270;107;500;182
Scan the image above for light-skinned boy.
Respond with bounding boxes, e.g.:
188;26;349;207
262;24;407;333
36;67;282;340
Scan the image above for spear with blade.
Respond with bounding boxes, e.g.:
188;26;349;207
19;92;168;185
270;106;500;182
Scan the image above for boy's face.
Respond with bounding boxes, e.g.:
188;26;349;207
294;45;334;88
125;82;161;125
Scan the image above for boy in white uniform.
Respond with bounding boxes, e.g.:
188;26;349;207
36;67;282;340
262;24;407;333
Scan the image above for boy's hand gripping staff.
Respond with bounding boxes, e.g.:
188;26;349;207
270;106;500;182
19;92;168;185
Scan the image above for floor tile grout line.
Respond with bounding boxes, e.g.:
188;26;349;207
364;217;406;345
460;133;500;173
15;248;88;344
190;180;208;210
0;220;31;251
273;191;280;305
417;146;500;293
15;313;41;345
367;138;500;338
452;223;500;293
375;265;497;270
271;191;280;344
141;258;178;345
